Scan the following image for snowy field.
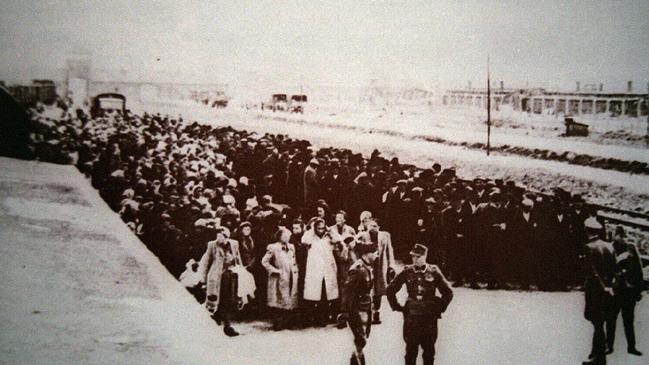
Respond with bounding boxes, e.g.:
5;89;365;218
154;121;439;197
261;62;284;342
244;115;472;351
258;104;649;162
1;156;648;365
131;101;649;213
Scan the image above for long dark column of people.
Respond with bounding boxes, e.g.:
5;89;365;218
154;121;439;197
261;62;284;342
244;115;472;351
26;106;593;295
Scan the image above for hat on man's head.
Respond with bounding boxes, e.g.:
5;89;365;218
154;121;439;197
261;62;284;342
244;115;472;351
309;158;320;166
615;225;626;238
409;243;428;257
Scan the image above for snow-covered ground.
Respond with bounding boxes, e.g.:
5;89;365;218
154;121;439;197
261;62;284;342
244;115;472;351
1;157;647;365
255;105;649;163
0;157;264;365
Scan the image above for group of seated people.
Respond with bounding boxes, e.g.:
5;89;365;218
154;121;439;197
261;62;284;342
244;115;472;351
26;101;599;334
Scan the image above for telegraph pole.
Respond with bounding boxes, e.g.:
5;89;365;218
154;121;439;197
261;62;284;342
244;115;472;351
645;87;649;146
486;56;491;156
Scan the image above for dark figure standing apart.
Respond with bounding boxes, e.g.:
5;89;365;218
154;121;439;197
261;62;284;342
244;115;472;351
582;218;616;365
387;244;453;365
606;225;644;357
342;241;379;365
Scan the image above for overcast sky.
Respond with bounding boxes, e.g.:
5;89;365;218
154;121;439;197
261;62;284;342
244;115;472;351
1;0;648;91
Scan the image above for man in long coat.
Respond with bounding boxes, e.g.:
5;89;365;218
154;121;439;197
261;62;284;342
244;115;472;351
582;218;617;365
606;226;644;356
330;210;358;284
357;218;395;324
262;227;299;330
302;218;339;326
198;226;243;337
303;158;319;208
505;198;537;288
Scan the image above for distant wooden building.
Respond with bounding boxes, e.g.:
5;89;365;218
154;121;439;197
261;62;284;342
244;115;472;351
440;86;649;118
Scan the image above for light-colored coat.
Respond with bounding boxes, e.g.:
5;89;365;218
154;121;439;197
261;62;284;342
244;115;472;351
303;165;318;206
262;242;300;309
357;230;395;296
302;229;339;301
198;239;242;312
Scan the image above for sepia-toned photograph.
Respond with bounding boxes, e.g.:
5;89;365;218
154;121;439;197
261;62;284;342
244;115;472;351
1;1;648;364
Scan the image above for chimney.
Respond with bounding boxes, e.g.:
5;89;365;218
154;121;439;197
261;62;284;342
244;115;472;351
627;81;633;93
500;81;504;90
576;81;580;92
468;81;472;90
599;83;603;92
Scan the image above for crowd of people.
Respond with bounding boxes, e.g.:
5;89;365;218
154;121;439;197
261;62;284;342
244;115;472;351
27;102;600;334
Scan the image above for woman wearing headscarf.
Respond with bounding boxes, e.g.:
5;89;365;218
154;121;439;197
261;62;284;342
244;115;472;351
357;211;373;233
262;227;300;330
198;226;242;337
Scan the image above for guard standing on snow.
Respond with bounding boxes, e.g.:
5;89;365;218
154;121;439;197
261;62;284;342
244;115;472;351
386;244;453;365
341;241;379;365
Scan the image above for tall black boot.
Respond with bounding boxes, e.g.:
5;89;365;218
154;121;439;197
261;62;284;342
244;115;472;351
350;354;360;365
372;311;381;325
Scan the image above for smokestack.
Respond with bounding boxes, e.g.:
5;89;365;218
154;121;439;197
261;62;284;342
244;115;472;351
576;81;580;92
500;81;504;90
468;81;472;90
599;83;603;92
627;81;633;93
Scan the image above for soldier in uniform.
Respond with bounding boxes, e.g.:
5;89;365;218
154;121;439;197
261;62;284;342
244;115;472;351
387;244;453;365
341;241;379;365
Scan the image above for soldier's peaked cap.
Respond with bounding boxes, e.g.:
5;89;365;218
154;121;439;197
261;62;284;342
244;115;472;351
409;243;428;257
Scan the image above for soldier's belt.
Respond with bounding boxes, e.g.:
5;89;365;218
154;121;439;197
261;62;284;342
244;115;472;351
405;299;436;316
358;298;372;312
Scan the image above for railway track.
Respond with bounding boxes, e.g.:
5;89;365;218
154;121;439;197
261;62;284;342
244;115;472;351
593;204;649;231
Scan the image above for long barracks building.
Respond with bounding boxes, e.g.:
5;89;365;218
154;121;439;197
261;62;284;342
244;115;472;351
441;84;649;117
